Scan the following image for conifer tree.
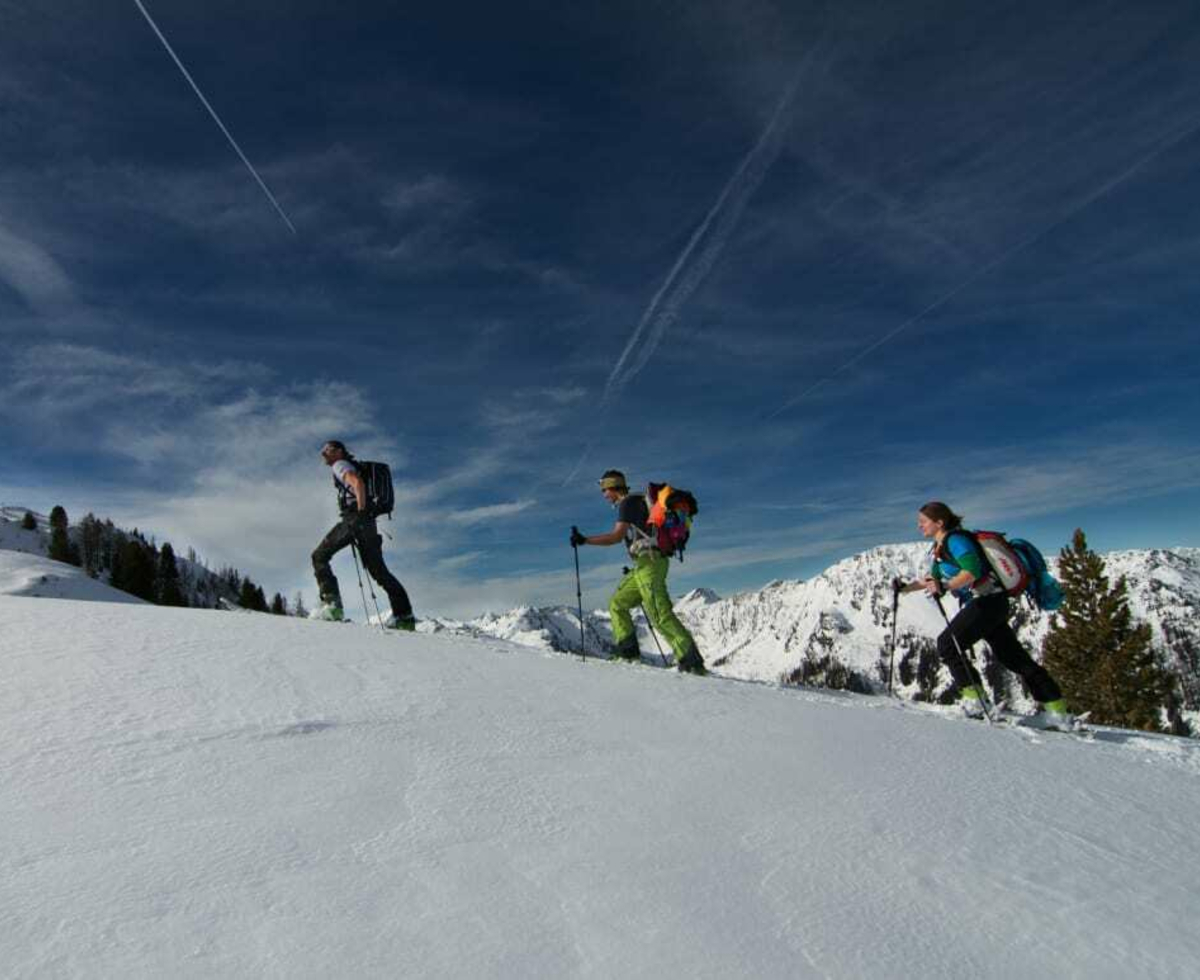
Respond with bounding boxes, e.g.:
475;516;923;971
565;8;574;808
48;505;75;564
1043;529;1174;732
238;576;269;612
270;593;288;615
21;511;37;531
101;520;118;573
292;591;309;619
115;539;157;603
79;513;104;577
157;542;189;608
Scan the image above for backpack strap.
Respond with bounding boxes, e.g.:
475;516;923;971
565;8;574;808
940;528;1003;589
332;458;360;513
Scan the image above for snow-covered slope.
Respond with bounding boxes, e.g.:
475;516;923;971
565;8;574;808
0;506;248;610
0;549;147;604
3;588;1200;978
0;507;50;554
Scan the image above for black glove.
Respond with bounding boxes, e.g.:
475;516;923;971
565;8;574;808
570;526;587;548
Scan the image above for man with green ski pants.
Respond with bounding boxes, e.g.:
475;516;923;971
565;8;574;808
570;470;706;675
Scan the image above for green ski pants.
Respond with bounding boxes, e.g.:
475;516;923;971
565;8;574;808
609;552;697;660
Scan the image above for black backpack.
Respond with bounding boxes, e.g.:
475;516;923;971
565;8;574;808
335;459;395;518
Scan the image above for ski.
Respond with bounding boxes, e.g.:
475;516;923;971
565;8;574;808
1008;710;1094;739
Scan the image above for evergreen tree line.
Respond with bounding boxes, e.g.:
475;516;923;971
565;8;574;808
34;506;294;616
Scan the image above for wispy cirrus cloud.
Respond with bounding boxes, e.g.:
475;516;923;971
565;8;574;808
446;500;537;526
0;343;271;428
0;219;76;315
599;67;810;406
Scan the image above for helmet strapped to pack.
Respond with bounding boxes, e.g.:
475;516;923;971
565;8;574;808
644;482;698;560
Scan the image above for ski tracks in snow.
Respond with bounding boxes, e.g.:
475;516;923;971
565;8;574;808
5;595;1200;976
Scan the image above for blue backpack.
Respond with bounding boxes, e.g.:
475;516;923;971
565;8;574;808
1007;538;1064;611
944;530;1064;612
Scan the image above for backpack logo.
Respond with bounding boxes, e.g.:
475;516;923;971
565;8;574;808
959;530;1063;611
646;483;698;560
972;531;1030;595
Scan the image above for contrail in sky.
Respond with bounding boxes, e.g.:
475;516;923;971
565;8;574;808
764;113;1200;421
563;65;811;484
132;0;297;235
601;72;804;404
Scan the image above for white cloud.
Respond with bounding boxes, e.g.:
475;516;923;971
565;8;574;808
513;386;586;405
446;500;537;526
0;219;75;315
434;550;487;573
382;175;471;216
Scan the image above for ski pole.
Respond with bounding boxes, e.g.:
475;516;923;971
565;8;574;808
349;541;371;625
932;593;995;723
640;606;671;668
572;537;586;661
888;578;902;696
350;541;386;632
359;542;387;630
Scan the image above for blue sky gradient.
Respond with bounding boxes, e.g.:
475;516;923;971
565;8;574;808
2;0;1199;615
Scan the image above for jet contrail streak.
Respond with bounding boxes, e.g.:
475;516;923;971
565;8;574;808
563;63;816;485
132;0;297;235
765;113;1200;421
562;74;803;487
602;72;804;404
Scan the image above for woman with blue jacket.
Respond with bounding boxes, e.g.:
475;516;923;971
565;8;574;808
903;501;1072;729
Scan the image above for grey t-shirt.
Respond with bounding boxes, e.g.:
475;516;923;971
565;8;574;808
331;459;360;513
618;493;651;555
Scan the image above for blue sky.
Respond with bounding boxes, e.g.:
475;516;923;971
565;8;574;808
2;0;1199;617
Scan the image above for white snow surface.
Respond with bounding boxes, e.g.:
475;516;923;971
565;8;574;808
0;549;146;604
4;588;1200;976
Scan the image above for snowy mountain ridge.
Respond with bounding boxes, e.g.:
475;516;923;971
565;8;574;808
440;543;1200;715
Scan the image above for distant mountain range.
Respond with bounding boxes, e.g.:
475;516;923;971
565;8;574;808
428;543;1200;719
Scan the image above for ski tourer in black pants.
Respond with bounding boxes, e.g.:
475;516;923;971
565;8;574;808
937;592;1063;703
312;511;412;621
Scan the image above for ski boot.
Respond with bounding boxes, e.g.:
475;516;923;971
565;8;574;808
610;638;642;663
1027;700;1076;731
676;644;707;676
312;602;345;622
958;687;987;720
388;615;417;632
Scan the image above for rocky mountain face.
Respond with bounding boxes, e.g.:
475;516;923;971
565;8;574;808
440;543;1200;719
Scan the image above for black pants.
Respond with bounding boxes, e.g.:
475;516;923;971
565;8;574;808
312;514;412;620
937;592;1062;703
